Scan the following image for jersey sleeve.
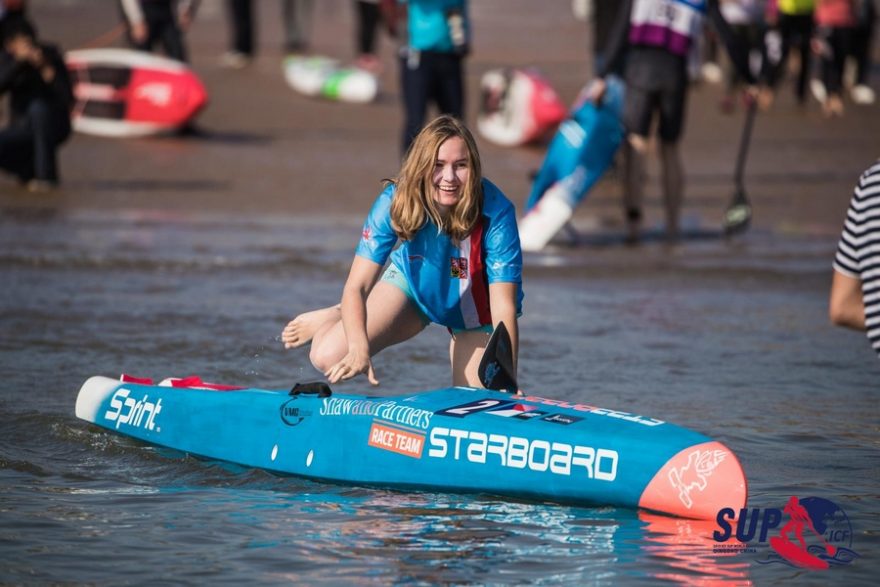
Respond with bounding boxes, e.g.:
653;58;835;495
354;186;399;266
482;181;523;284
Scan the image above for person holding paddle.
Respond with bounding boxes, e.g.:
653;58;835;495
588;0;756;243
282;115;523;388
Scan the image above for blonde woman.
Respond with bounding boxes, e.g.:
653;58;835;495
282;115;523;387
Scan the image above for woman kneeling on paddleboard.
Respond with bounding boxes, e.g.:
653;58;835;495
282;115;523;387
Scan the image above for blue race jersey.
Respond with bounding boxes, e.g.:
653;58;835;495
406;0;469;52
356;178;523;330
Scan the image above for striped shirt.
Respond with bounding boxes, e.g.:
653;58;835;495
834;160;880;357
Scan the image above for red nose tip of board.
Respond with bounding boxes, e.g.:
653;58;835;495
638;441;747;520
125;69;208;126
181;72;209;119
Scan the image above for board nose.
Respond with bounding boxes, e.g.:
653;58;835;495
181;72;209;118
75;376;120;422
638;441;748;520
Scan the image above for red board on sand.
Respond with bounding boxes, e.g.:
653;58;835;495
477;68;568;147
66;48;208;137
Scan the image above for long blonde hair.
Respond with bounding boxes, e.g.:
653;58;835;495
389;115;484;242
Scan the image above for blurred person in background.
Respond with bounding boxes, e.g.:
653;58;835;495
119;0;199;63
589;0;754;243
812;0;857;116
0;17;72;192
719;0;767;113
354;0;384;73
221;0;255;67
762;0;815;108
830;158;880;359
848;0;875;104
282;0;314;55
0;0;28;44
586;0;629;72
392;0;470;155
220;0;314;69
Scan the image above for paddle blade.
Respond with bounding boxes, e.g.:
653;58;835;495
478;322;518;392
723;188;752;236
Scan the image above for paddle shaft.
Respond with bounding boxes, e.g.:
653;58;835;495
733;96;758;195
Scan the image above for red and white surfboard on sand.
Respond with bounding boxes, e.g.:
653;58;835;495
477;68;568;147
66;49;208;137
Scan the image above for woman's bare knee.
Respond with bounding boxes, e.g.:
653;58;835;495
309;342;343;373
308;326;347;372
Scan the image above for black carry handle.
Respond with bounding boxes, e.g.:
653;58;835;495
289;381;333;398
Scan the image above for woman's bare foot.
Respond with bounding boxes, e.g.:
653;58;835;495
281;305;341;349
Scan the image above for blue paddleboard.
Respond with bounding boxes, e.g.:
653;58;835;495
76;374;746;519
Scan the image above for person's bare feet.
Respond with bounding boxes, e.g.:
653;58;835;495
823;95;844;118
281;306;340;349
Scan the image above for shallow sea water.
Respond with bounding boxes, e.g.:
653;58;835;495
1;207;877;585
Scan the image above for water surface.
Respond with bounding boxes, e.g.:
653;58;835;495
1;207;877;585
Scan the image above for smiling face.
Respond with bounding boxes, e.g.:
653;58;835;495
391;115;483;242
430;136;471;217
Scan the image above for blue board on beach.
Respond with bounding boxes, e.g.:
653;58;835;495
76;375;746;520
519;77;626;251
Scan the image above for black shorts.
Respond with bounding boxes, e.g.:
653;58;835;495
622;48;688;143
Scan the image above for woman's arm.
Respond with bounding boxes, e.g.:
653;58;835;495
829;269;865;330
325;255;384;385
489;282;519;376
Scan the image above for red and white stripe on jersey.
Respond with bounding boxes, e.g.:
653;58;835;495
457;218;492;329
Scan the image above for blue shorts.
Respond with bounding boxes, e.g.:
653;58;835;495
381;263;495;334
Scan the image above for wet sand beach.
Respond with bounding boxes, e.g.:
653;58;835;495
4;0;878;228
1;1;879;585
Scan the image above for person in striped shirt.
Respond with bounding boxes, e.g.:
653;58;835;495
830;159;880;358
282;115;523;387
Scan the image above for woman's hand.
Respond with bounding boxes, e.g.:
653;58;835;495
325;345;379;385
